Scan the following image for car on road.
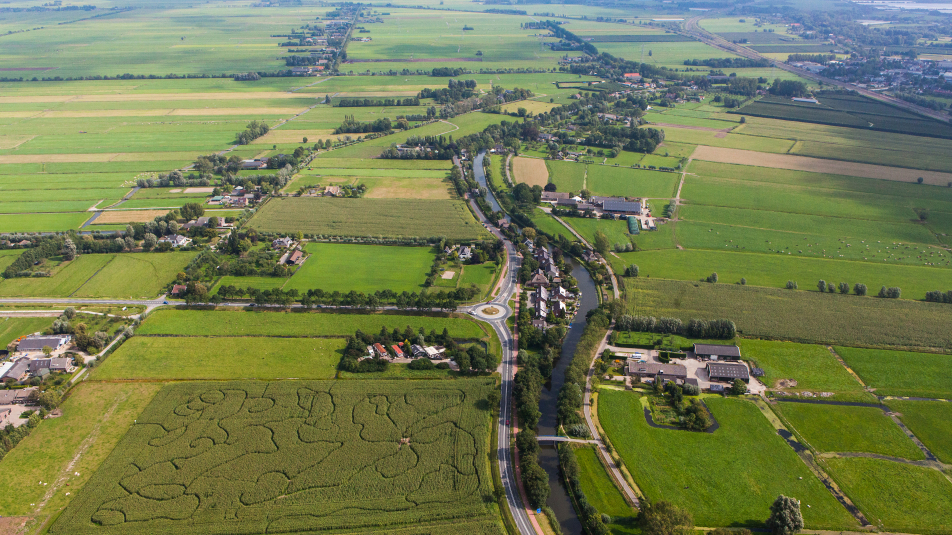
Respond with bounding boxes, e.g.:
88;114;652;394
506;420;510;425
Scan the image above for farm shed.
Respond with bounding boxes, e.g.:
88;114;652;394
627;362;687;379
693;344;741;361
17;335;70;353
706;363;750;382
603;200;643;215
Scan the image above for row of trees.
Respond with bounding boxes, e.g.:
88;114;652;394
235;120;270;145
514;348;549;509
925;290;952;303
683;58;769;68
335;115;393;134
615;315;737;340
335;97;420;107
210;284;481;310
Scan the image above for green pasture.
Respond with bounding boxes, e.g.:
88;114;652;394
623;277;952;349
546;160;587;192
598;390;857;530
0;254;114;297
246;197;487;240
778;402;923;459
885;401;952;464
284;242;434;294
573;445;638;535
136;308;489;340
585;166;679;198
0;316;55;348
93;336;345;380
824;458;952;534
660;128;795;153
611;248;952;303
529;209;577;243
737;339;863;393
565;217;633;248
835;347;952;398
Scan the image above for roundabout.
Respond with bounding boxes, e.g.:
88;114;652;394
470;301;511;321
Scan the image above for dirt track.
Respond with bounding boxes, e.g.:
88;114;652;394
690;145;952;185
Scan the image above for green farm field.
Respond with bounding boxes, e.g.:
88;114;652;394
284;243;434;294
824;458;952;534
834;347;952;398
0;382;163;518
573;445;638;535
885;401;952;464
529;209;578;243
737;340;864;393
623;278;952;349
247;197;488;240
135;309;489;340
777;402;924;459
598;390;857;530
92;336;345;380
565;218;633;248
0;316;58;348
586;165;679;198
50;379;502;535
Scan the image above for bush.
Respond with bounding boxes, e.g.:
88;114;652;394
407;358;435;370
854;283;867;296
785;280;798;290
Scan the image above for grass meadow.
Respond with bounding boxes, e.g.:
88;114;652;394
93;336;345;380
598;390;858;530
0;382;162;517
737;340;864;393
573;445;638;535
623;278;952;349
885;401;952;464
834;347;952;398
247;197;487;240
824;458;952;534
529;209;578;243
0;316;53;348
777;403;924;459
585;166;679;198
283;243;434;294
136;308;489;340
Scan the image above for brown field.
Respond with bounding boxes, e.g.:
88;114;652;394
182;187;215;194
0;92;317;104
93;210;169;224
363;177;453;200
1;108;307;119
512;156;549;187
689;145;952;185
500;100;558;115
0;135;35;149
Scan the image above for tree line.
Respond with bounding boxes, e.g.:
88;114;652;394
615;315;737;339
235;120;270;145
335;97;420;107
683;57;770;68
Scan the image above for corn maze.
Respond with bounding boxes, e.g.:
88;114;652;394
51;380;501;535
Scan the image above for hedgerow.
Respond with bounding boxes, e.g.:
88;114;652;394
50;380;500;535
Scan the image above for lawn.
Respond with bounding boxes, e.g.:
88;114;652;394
736;340;863;393
0;316;54;348
585;166;679;199
0;254;114;298
824;458;952;534
529;209;577;243
573;445;637;535
246;197;488;241
284;243;434;294
777;402;923;459
597;390;857;529
458;262;498;298
50;379;500;535
135;309;489;340
622;278;952;349
92;336;345;380
835;347;952;398
71;252;197;299
0;382;162;518
546;160;586;193
884;400;952;464
565;218;633;248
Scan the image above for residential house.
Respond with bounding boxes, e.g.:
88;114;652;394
0;387;35;404
552;299;567;318
540;191;569;203
170;284;188;296
391;344;405;359
324;185;341;197
286;250;304;265
373;343;389;358
706;362;749;382
181;217;210;231
411;344;427;358
17;335;70;353
552;285;573;301
624;72;642;80
424;346;446;359
28;358;75;376
627;362;687;380
534;286;550;304
230;197;248;207
0;359;30;383
159;234;191;248
531;319;548;330
693;344;741;361
241;159;268;170
272;237;293;249
534;299;549;319
458;246;473;261
526;272;549;288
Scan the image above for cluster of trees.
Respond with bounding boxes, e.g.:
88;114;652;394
514;348;549;508
235;120;270;145
769;79;809;97
725;77;759;97
877;286;902;299
335;115;392;134
211;284;479;310
136;170;211;188
0;410;43;462
652;379;710;431
787;54;836;64
615;315;737;339
380;134;457;160
925;290;952;303
3;236;67;278
418;79;478;103
578;122;665;153
431;67;466;77
546;20;598;55
335;97;420;107
683;58;769;68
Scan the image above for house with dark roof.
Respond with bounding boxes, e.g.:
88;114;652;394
541;191;569;203
706;362;749;382
1;359;30;383
694;344;741;361
17;335;70;353
526;272;549;288
28;358;74;376
627;362;687;380
602;200;643;215
286;250;304;265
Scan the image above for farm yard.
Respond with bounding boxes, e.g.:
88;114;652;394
50;380;502;535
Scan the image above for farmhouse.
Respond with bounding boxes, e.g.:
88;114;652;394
159;234;191;248
0;387;35;405
410;344;427;357
28;358;75;376
693;344;741;361
424;346;446;359
170;284;187;296
627;362;687;380
373;343;389;358
181;217;210;230
458;246;473;260
324;185;341;197
0;360;30;383
286;250;304;265
241;159;268;170
706;362;749;382
272;237;293;249
390;344;405;358
17;334;70;353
